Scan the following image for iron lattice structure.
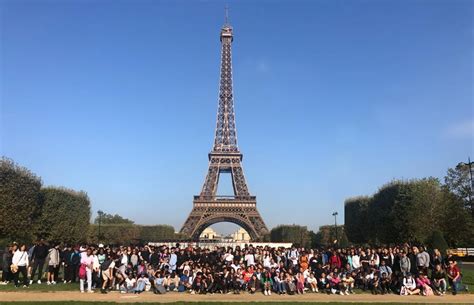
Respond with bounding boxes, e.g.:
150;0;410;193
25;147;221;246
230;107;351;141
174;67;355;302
180;21;268;240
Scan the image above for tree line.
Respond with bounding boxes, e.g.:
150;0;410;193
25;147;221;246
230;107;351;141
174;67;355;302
344;164;474;247
0;158;180;246
269;224;350;249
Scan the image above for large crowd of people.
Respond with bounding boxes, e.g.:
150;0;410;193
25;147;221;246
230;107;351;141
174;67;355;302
1;240;469;297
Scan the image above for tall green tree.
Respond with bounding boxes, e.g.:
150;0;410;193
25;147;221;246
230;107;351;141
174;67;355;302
344;196;369;243
0;158;42;242
444;163;473;216
37;187;91;244
437;188;474;246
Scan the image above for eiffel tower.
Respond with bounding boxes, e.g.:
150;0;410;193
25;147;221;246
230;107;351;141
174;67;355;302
180;14;268;241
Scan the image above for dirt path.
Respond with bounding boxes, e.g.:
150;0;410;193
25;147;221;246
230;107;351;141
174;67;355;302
0;291;472;303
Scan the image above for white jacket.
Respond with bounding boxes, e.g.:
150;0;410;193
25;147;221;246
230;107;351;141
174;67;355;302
12;250;29;267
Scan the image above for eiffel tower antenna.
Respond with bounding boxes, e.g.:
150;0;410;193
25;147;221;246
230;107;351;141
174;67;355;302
224;5;229;25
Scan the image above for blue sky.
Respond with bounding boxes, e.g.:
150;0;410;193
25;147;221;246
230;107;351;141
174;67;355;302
1;0;473;234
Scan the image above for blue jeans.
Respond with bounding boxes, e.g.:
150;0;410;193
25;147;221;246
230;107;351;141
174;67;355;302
134;280;146;293
450;278;460;295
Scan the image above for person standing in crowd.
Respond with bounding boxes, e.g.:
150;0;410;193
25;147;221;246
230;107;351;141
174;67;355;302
1;244;14;285
416;246;430;274
100;254;115;294
30;239;48;284
46;244;60;285
70;247;81;283
0;243;18;285
79;247;94;293
399;250;411;276
62;245;73;283
12;244;29;288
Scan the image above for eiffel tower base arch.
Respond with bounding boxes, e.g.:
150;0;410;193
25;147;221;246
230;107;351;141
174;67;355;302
180;198;268;241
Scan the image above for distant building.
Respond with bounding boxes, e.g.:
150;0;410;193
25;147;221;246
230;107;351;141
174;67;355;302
200;227;221;240
230;228;251;242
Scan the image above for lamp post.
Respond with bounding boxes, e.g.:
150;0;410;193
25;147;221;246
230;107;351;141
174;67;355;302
458;157;473;217
332;212;338;247
98;210;104;241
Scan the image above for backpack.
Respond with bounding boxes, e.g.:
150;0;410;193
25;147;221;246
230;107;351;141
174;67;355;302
101;260;112;271
79;263;87;279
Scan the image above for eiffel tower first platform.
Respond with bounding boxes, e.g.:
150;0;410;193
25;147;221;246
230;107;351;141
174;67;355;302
180;17;268;241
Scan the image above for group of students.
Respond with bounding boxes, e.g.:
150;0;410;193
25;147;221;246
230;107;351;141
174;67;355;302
1;240;468;296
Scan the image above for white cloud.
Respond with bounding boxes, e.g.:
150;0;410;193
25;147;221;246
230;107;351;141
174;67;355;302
444;119;474;139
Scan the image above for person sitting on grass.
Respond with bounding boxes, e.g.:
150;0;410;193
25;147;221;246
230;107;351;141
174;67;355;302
370;273;381;295
401;273;420;295
247;274;259;294
431;263;447;295
307;272;318;292
133;273;150;294
380;272;391;294
416;271;433;296
261;269;273;295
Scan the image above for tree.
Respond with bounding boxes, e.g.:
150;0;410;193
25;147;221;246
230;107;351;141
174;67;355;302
88;223;140;245
367;181;404;244
36;187;91;244
0;158;42;242
315;225;346;247
444;163;473;217
139;225;175;242
437;188;474;247
270;225;311;248
344;196;369;243
94;212;134;225
427;230;449;255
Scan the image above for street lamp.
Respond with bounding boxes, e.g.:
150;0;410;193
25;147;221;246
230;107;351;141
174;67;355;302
458;157;473;217
332;212;338;247
98;210;104;241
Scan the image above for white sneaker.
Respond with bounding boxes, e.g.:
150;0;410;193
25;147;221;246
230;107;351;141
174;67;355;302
88;290;94;293
80;290;85;293
339;291;344;295
63;280;67;284
46;281;51;285
264;290;268;295
37;280;41;284
331;288;336;294
29;280;33;285
268;290;271;295
51;281;56;285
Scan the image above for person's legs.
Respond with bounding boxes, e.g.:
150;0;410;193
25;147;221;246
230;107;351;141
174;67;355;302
47;266;52;283
34;259;45;282
440;279;447;293
54;265;59;282
87;268;92;292
20;266;28;286
13;270;20;287
1;266;9;282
